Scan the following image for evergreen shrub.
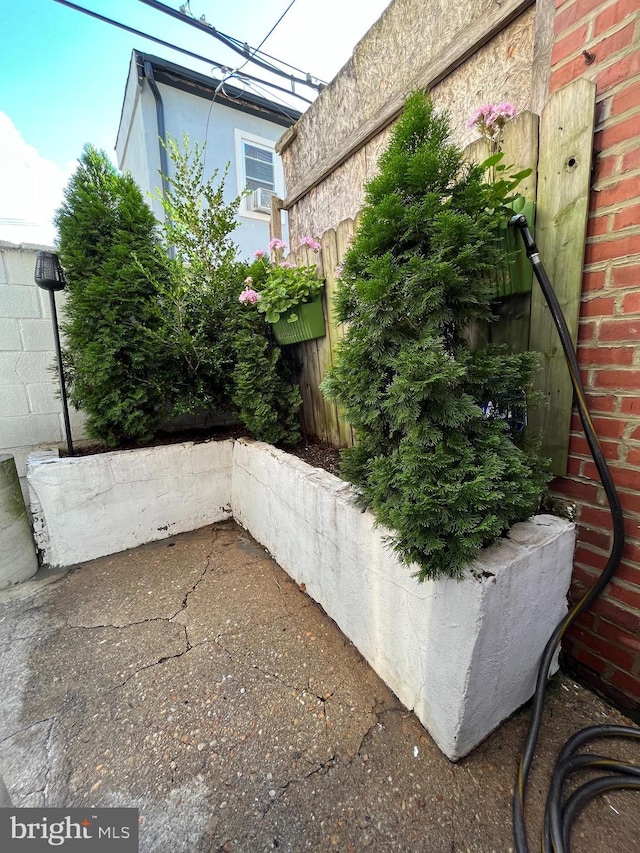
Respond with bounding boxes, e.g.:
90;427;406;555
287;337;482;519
322;92;550;581
154;136;301;445
55;146;170;447
55;139;301;448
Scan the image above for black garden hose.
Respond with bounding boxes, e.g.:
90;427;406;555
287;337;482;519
509;214;639;853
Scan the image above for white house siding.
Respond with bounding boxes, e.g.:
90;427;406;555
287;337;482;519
116;55;292;260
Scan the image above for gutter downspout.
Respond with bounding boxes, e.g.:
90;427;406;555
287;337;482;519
143;59;174;255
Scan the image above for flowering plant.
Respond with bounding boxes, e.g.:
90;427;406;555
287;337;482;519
467;102;518;141
241;236;324;324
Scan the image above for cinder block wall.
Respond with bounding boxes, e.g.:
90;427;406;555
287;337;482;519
0;241;86;497
549;0;640;714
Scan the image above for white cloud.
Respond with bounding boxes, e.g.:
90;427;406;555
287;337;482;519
0;112;73;246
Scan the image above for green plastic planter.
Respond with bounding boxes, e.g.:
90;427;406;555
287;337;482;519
494;198;536;299
272;296;326;345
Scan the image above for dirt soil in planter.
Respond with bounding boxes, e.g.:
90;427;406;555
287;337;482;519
65;427;345;479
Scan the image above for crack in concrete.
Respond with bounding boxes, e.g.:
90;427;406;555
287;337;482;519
170;530;219;620
107;642;192;693
66;616;177;632
42;719;55;806
0;717;55;747
261;753;338;816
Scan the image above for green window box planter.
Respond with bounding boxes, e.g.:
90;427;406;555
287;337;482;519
272;296;326;345
494;198;536;299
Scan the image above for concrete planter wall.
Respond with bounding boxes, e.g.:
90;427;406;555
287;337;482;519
28;437;575;760
231;440;575;760
28;441;234;567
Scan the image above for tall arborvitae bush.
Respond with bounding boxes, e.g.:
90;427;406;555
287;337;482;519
322;92;549;580
55;145;169;446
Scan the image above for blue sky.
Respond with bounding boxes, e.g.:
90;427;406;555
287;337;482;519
0;0;390;243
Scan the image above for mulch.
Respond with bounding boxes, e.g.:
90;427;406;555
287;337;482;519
66;426;345;479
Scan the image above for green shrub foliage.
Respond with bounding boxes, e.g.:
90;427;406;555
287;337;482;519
55;145;170;447
55;139;301;448
155;136;301;445
322;92;549;580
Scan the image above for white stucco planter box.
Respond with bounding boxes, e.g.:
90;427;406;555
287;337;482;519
27;436;575;760
232;439;576;760
27;440;234;567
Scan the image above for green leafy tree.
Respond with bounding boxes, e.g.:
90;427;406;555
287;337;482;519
155;136;301;444
322;92;549;580
55;145;170;446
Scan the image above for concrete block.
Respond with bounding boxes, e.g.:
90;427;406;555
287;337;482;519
19;318;55;351
0;414;62;449
25;383;59;415
27;440;234;566
15;351;55;384
231;440;576;761
66;405;88;441
0;384;30;417
0;353;20;385
3;248;40;287
37;288;69;321
0;285;40;319
0;318;21;351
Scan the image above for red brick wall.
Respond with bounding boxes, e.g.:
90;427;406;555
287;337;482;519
549;0;640;714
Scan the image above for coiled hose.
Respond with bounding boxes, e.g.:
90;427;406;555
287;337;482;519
509;214;640;853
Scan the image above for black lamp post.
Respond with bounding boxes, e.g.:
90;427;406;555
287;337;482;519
34;251;74;457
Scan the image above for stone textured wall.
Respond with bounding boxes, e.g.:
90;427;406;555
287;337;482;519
548;0;640;716
281;0;537;243
0;241;86;497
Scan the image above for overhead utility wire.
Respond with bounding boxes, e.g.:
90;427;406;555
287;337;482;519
50;0;313;105
248;0;298;59
214;0;299;114
180;0;312;79
135;0;325;92
159;0;323;85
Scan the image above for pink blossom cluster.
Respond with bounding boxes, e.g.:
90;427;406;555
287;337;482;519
239;277;261;304
268;238;287;252
299;236;321;251
467;102;518;138
239;289;261;304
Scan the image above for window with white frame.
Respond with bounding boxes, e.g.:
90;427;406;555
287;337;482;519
234;130;282;218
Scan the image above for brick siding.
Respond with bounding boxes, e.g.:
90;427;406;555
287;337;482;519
550;0;640;714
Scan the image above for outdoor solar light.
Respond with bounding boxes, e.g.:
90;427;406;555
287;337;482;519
34;251;74;457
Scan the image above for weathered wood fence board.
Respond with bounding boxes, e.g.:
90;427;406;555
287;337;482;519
492;110;539;355
292;220;356;446
278;80;593;474
529;79;596;475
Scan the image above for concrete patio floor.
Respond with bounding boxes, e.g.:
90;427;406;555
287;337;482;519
0;521;638;852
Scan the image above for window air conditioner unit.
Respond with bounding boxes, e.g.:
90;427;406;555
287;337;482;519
248;188;275;214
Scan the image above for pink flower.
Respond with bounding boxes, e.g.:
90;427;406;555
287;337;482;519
279;261;294;269
467;102;518;138
335;263;344;278
253;249;266;259
239;288;261;304
268;238;287;251
244;276;253;285
299;235;321;251
466;103;495;129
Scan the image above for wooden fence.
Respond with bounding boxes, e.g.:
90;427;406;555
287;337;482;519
276;79;595;474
